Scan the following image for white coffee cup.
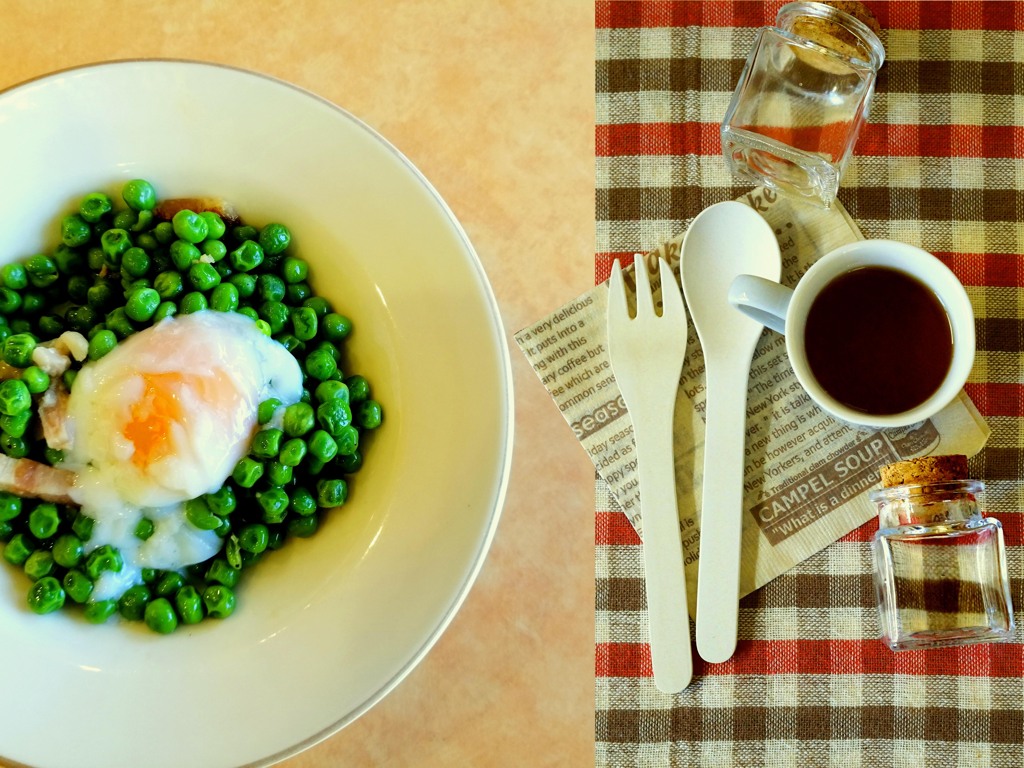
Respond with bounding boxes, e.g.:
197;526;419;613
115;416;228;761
728;239;975;429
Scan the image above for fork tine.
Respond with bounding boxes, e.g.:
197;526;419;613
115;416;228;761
632;254;655;318
607;258;629;320
657;258;685;321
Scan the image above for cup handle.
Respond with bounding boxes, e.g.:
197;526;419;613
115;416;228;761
727;275;792;335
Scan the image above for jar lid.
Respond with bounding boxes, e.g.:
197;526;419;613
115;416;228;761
779;1;886;70
879;454;968;487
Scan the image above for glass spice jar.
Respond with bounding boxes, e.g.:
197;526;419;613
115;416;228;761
870;456;1014;652
720;1;885;208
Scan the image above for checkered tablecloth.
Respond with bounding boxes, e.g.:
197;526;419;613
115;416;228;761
595;2;1024;765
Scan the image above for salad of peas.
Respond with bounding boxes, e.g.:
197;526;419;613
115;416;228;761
0;179;383;632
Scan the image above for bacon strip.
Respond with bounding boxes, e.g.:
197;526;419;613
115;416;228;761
154;196;240;225
39;378;72;451
0;454;75;505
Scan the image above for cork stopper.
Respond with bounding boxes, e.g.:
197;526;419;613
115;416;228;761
787;1;885;72
879;454;969;488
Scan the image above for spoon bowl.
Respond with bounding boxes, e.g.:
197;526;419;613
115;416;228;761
680;201;781;664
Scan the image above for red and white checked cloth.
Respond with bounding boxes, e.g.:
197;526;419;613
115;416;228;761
595;2;1024;766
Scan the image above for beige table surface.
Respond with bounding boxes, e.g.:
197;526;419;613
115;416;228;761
0;2;596;766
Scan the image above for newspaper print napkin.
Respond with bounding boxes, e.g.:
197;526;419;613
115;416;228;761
591;3;1024;767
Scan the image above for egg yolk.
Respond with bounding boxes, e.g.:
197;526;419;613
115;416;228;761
123;371;246;470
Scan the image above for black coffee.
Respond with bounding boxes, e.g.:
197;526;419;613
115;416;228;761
804;266;954;416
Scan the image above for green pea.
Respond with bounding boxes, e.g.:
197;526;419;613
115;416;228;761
229;240;264;272
51;535;84;569
53;243;84;274
28;503;60;540
121;247;150;278
86;246;106;272
315;380;350;404
184;497;221;531
101;228;131;265
250;427;283;459
118;583;152;621
282;402;315;437
62;370;77;392
23;254;57;288
1;410;31;439
134;517;155;541
228;272;256;298
233;224;258;242
105;307;136;339
121;179;157;211
236;306;259;323
322;313;353;341
136;232;159;251
155;571;184;597
302;296;331;319
18;366;48;396
257;488;289;523
84;599;118;624
210;282;239;312
20;291;44;314
180;291;208;314
80;192;113;223
317;399;352;435
61;214;92;248
170;239;201;271
257;274;286;303
285;282;312;305
26;576;64;614
1;263;26;291
141;568;159;584
0;288;20;315
203;585;236;619
317;478;348;508
290;487;317;516
152;221;174;245
305;456;326;476
274;333;305;355
171;209;208;244
125;287;161;322
308;430;339;462
266;460;293;487
153;301;178;322
237;523;268;555
65;305;98;334
154;271;184;300
288;514;319;538
84;330;116;363
335;425;360;456
37;314;65;337
3;333;35;368
279;256;308;284
357;399;384;429
346;375;371;402
0;433;28;459
225;535;242;569
257;397;282;425
0;379;31;416
290;306;317;341
188;261;221;291
3;533;33;566
254;319;272;337
258;300;290;334
258;223;291;256
142;597;177;634
24;549;54;580
232;457;264;488
199;211;226;240
113;209;137;231
175;585;204;625
305;348;338;381
85;544;123;580
87;280;116;310
62;569;94;604
206;485;237;517
279;438;307;467
44;447;64;466
0;492;21;522
205;558;240;588
72;512;94;541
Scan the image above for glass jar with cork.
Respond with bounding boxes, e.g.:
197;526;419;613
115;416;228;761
870;455;1014;652
720;0;885;207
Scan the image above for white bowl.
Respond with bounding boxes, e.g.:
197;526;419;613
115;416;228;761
0;61;513;768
